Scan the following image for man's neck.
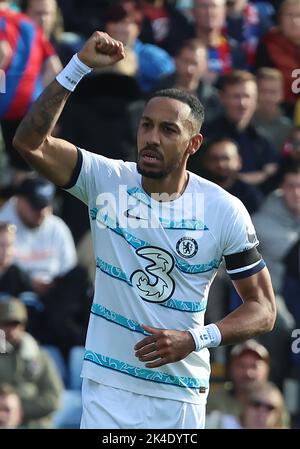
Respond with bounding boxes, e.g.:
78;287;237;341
195;29;220;47
227;116;250;131
142;171;189;201
175;77;199;94
219;176;236;190
255;105;281;121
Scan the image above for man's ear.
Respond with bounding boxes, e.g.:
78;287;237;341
188;133;203;155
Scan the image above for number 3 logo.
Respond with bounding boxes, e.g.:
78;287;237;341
130;246;175;303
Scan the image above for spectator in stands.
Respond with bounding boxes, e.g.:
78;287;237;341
153;38;222;123
21;0;83;65
239;381;289;428
138;0;194;56
0;0;62;178
255;0;300;116
225;0;272;67
21;0;59;41
206;339;270;418
207;380;289;428
0;222;33;297
56;0;110;39
281;127;300;161
252;68;293;153
261;128;300;192
253;161;300;295
103;1;175;92
205;70;278;190
196;137;263;213
0;383;23;429
38;264;93;359
0;182;92;350
192;0;247;81
0;297;62;428
282;237;300;368
0;175;77;295
252;162;300;387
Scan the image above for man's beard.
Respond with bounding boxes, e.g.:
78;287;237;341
137;157;181;179
137;164;167;179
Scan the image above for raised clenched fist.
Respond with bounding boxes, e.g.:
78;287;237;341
78;31;125;69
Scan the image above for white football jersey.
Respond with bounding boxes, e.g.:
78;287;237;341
66;148;264;405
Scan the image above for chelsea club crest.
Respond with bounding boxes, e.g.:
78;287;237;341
176;237;198;258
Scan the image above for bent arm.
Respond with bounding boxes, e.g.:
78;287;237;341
134;268;276;368
13;31;125;187
13;80;78;186
216;267;276;345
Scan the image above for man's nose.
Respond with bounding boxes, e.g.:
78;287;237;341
147;127;160;145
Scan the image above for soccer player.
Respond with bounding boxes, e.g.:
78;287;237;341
13;32;276;429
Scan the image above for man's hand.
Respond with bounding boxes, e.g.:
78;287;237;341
78;31;125;69
134;324;196;368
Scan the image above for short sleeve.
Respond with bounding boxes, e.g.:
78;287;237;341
63;147;123;206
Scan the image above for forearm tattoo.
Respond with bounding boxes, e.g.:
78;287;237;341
16;81;71;144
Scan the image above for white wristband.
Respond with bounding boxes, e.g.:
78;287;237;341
189;323;222;351
56;53;93;91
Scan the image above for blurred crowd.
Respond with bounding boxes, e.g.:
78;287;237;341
0;0;300;429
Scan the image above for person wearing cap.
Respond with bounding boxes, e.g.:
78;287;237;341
0;175;77;294
206;339;270;420
13;31;276;429
0;297;62;428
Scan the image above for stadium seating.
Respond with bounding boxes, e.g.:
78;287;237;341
42;345;67;385
53;389;82;428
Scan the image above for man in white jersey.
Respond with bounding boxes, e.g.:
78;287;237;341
12;31;276;429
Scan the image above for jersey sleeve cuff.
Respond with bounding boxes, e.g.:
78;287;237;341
61;147;83;189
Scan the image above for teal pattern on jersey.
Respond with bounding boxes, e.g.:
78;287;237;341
91;302;150;335
96;257;207;312
84;350;209;389
91;208;221;274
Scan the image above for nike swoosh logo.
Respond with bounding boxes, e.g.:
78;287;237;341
124;209;148;221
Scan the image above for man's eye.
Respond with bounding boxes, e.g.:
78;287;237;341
164;126;175;133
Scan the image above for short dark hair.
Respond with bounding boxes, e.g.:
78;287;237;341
0;383;18;397
19;0;29;11
174;38;207;57
206;137;239;151
282;158;300;178
148;88;205;132
218;70;256;92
